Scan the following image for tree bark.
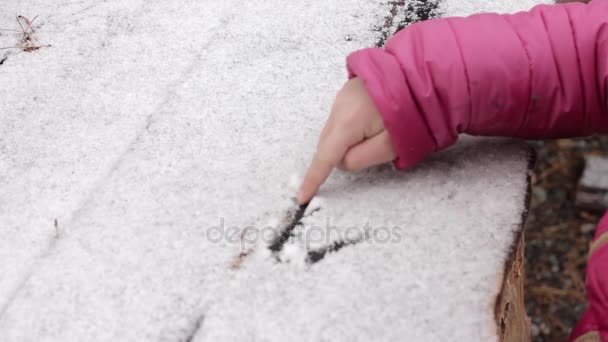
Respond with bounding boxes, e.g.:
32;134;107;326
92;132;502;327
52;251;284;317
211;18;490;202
496;146;535;342
496;232;530;342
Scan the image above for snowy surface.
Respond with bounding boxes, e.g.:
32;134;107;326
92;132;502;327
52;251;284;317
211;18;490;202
199;139;532;342
0;0;542;341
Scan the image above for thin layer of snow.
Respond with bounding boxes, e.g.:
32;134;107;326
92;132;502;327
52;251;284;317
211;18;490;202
0;0;538;341
198;139;531;342
0;0;234;308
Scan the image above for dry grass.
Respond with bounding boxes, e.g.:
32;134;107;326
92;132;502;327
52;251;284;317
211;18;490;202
0;15;50;52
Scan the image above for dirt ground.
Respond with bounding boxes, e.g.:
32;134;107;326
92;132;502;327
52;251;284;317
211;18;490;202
526;136;608;341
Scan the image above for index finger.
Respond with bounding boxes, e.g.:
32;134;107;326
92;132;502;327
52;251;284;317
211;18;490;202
297;132;354;204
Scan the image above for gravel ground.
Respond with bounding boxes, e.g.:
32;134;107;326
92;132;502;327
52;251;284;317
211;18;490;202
526;136;608;341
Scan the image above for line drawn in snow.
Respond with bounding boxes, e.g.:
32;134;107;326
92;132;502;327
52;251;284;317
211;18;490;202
305;230;371;264
54;219;60;239
267;203;309;253
184;314;205;342
229;197;372;268
0;15;51;53
230;201;309;270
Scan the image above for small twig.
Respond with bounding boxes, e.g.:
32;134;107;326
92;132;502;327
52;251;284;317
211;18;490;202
15;16;26;34
185;314;205;342
528;285;586;301
22;15;38;35
0;15;48;53
22;44;50;52
230;249;252;270
54;219;60;239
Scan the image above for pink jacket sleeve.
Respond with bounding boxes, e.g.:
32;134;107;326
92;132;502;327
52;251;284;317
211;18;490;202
347;1;608;169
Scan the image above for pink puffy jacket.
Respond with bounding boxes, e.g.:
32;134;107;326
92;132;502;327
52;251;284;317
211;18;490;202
347;1;608;340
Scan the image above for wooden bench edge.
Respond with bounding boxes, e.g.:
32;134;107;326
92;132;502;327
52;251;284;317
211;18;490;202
495;142;536;342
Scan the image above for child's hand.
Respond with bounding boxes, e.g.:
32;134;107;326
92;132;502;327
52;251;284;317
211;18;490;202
297;78;396;204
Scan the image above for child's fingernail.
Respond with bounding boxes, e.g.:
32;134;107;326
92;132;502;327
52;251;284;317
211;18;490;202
296;189;306;204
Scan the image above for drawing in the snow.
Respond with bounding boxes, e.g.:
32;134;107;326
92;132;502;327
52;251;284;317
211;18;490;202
0;0;550;341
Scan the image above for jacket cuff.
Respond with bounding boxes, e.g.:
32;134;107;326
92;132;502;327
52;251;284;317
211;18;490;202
346;48;437;170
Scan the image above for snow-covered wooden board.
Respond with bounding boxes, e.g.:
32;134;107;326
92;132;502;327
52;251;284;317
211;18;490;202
0;0;238;308
0;0;544;341
199;139;535;342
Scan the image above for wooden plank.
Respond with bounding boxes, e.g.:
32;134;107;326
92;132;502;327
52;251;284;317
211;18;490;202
496;148;535;342
0;0;540;340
